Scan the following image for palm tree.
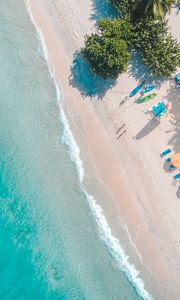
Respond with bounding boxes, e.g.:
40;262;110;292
131;0;176;21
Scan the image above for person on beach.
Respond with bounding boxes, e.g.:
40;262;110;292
116;123;126;139
116;123;126;134
117;129;127;139
119;96;129;105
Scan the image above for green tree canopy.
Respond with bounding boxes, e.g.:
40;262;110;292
110;0;131;19
82;2;180;79
131;19;180;76
131;0;176;21
82;19;131;79
111;0;176;21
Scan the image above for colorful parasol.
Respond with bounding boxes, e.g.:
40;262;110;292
171;154;180;167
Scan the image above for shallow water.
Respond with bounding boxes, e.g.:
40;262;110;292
0;1;148;299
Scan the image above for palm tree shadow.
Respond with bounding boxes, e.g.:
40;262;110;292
69;52;116;99
135;118;160;140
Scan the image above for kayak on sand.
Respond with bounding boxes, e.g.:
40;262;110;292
141;85;156;93
130;80;146;97
136;92;157;103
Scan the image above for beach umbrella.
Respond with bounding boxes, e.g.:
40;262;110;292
165;102;171;113
171;154;180;167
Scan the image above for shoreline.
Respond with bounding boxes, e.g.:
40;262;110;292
26;0;180;298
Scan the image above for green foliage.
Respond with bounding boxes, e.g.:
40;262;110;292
108;1;180;76
131;19;180;76
110;0;131;19
97;18;132;41
131;0;176;21
82;1;180;79
111;0;176;21
82;19;131;79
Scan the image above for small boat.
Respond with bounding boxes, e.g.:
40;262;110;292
130;81;145;97
137;92;157;103
141;85;156;93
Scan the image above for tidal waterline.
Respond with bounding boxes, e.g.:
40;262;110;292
0;1;147;299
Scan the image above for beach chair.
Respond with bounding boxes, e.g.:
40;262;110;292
160;148;172;157
169;164;176;171
174;173;180;179
166;157;171;163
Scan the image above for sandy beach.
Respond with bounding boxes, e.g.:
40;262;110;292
27;0;180;298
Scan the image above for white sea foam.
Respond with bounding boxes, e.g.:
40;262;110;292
36;26;48;61
25;0;48;62
60;108;84;182
25;2;152;298
25;0;84;182
83;189;153;300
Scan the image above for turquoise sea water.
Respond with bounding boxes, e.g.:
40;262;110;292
0;1;151;299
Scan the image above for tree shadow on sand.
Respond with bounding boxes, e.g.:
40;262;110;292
128;52;165;87
69;52;116;99
161;81;180;193
175;3;180;14
135;118;160;140
69;0;118;99
164;82;180;150
176;186;180;199
90;0;118;21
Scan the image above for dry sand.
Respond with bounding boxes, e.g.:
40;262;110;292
27;0;180;298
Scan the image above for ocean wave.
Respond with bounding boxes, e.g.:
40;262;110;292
25;0;84;183
83;189;153;300
36;25;49;61
25;1;48;62
25;2;152;298
60;108;84;182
